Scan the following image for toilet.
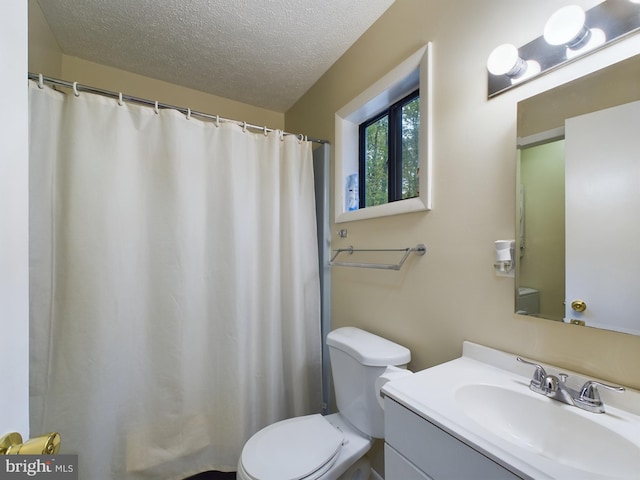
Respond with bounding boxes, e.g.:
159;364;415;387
237;327;411;480
516;287;540;315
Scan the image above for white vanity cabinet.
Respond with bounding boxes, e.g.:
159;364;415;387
384;397;521;480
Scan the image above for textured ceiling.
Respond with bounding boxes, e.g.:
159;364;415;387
37;0;395;112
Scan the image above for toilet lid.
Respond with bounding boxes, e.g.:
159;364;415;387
241;414;344;480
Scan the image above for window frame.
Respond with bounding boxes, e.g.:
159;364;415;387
358;89;420;208
334;43;432;223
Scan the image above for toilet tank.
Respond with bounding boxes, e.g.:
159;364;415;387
517;287;540;315
326;327;410;439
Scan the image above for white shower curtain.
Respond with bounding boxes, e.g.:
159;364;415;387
28;81;322;479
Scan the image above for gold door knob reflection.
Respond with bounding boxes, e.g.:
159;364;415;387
571;300;587;312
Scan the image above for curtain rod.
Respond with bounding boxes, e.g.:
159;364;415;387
28;73;329;145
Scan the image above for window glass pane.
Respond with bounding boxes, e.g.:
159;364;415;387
364;115;389;207
401;96;420;199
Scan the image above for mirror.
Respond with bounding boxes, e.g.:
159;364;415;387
516;52;640;335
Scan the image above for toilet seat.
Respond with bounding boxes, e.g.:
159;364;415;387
239;414;345;480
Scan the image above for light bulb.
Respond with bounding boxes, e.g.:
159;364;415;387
544;5;591;49
487;44;527;78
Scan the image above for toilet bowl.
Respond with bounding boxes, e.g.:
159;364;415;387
237;327;411;480
237;413;372;480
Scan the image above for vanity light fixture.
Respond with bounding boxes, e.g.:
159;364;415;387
487;0;640;97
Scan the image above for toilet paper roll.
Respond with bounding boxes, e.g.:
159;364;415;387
375;365;413;409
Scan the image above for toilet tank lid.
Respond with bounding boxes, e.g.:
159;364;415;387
327;327;410;366
518;287;539;296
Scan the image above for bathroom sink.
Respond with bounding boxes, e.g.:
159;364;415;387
382;342;640;480
455;384;640;478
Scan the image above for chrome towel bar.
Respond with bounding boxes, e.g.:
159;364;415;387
329;244;426;270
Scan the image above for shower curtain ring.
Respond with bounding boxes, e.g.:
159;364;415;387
73;82;80;97
186;108;191;120
242;121;247;133
118;92;123;106
37;74;44;89
215;115;220;127
154;101;159;114
297;134;304;144
263;126;268;136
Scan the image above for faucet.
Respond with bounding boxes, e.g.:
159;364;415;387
516;357;625;413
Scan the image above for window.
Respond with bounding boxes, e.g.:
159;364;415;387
334;43;432;223
359;90;420;208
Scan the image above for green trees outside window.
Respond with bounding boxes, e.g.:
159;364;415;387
360;90;420;208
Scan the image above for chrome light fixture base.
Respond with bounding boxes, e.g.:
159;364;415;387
488;0;640;98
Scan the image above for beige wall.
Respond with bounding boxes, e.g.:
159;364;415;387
27;0;283;130
28;0;62;77
287;0;640;390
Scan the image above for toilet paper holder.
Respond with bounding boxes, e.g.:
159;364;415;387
0;432;61;455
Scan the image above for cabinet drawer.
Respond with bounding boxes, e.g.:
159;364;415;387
385;443;432;480
385;398;520;479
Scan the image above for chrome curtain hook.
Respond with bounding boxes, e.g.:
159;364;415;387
37;74;44;89
263;126;268;136
72;81;80;97
242;121;247;133
186;108;191;120
154;101;159;114
118;92;123;106
215;115;220;127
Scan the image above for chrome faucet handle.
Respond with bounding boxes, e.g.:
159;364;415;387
543;374;559;392
517;357;547;391
576;380;625;413
579;380;625;401
542;373;569;390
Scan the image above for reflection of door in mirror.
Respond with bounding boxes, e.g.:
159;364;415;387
564;101;640;335
517;141;565;320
